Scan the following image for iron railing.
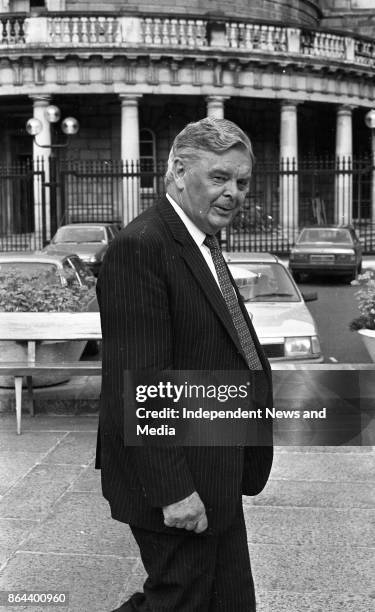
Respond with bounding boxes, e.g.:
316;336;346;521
0;156;374;253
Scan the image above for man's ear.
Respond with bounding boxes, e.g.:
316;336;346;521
172;158;186;190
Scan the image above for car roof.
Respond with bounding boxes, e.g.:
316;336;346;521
56;223;117;228
0;251;76;265
298;225;353;230
223;252;279;263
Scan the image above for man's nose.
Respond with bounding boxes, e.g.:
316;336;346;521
223;179;239;199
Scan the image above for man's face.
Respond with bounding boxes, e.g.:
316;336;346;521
173;146;252;235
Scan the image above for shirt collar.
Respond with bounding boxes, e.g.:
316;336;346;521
166;193;206;248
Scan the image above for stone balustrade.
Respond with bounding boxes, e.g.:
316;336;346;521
0;12;375;67
141;17;207;47
0;14;25;44
301;30;346;58
227;22;288;52
48;16;122;46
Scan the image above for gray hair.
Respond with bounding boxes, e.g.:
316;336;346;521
165;117;254;186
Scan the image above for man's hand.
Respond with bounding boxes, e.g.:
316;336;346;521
163;491;208;533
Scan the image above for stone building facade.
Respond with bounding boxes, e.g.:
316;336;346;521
0;0;375;244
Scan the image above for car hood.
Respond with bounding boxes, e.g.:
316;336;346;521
292;245;354;254
46;243;107;257
244;301;318;341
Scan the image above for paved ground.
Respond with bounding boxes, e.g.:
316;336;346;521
0;410;374;612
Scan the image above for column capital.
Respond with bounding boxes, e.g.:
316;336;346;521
336;104;356;115
119;94;143;106
29;94;52;105
280;99;300;109
205;95;230;103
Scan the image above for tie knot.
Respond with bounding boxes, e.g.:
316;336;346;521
204;234;220;252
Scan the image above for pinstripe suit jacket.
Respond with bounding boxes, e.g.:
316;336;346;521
95;196;273;533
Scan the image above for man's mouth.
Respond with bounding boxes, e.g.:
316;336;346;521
213;205;236;213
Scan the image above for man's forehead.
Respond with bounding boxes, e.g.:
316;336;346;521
197;147;252;167
205;152;252;175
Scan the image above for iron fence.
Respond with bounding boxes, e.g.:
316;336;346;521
0;156;374;253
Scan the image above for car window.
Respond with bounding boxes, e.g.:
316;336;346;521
228;263;300;302
62;260;81;286
53;227;106;243
68;256;96;287
107;227;115;240
297;228;352;244
0;262;60;283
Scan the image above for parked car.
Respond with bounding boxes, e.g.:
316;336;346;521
223;252;323;363
0;251;98;311
289;225;362;283
44;222;121;275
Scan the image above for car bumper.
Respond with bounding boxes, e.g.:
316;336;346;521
269;355;324;366
290;263;357;275
261;341;323;363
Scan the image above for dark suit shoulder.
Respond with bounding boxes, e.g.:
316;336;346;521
121;204;169;242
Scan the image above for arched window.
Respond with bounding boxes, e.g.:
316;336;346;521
140;128;156;190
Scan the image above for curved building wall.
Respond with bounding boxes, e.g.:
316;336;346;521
65;0;322;26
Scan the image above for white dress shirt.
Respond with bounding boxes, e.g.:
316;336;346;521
166;193;221;289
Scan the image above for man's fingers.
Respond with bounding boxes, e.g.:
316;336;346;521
194;513;208;533
184;521;196;531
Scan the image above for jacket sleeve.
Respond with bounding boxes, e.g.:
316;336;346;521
97;229;196;507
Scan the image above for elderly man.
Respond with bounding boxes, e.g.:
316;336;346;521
96;117;273;611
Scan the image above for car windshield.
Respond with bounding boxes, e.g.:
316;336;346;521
53;227;105;243
297;228;352;244
0;261;61;284
0;262;59;279
228;262;300;302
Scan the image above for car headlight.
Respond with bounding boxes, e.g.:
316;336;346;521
336;253;356;262
284;336;321;358
87;256;98;263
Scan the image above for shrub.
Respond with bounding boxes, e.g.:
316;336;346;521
0;268;95;313
349;270;375;331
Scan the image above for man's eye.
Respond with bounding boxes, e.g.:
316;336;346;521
213;176;226;182
238;181;249;190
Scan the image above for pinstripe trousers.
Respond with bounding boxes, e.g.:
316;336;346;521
113;503;256;612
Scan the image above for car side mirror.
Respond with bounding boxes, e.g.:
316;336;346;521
302;291;318;302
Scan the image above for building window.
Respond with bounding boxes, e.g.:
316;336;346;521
140;128;156;190
30;0;46;7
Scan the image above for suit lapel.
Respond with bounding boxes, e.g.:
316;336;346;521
157;197;245;358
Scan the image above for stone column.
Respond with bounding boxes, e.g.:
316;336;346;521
30;94;52;246
206;96;228;119
279;100;298;230
335;105;353;224
120;94;142;226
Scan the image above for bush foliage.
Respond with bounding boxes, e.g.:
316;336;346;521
0;268;96;313
349;270;375;331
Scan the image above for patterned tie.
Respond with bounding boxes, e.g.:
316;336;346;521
204;234;262;369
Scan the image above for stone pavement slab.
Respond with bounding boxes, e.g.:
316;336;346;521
256;591;375;612
0;463;84;519
21;492;140;557
41;431;97;466
250;543;374;593
0;520;37;567
0;415;374;612
0;553;139;612
246;478;375;508
245;506;375;546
